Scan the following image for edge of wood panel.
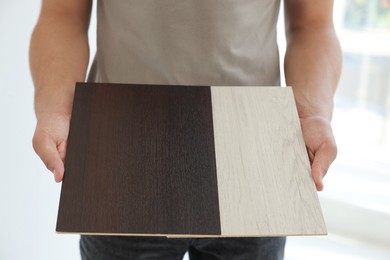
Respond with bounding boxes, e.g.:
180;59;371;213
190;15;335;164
56;231;328;237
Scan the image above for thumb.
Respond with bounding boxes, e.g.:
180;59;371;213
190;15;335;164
32;131;65;182
311;142;337;191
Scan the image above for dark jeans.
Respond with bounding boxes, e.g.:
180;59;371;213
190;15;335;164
80;235;286;260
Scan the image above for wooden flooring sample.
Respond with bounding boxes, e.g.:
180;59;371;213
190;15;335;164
211;87;325;236
56;83;326;237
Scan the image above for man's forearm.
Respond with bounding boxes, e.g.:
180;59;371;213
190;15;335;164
283;0;341;191
284;26;342;120
30;14;90;118
30;0;92;182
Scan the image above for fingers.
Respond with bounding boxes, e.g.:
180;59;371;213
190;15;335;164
311;141;337;191
32;131;65;182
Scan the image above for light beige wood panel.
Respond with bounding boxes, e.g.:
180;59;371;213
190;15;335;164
210;86;327;236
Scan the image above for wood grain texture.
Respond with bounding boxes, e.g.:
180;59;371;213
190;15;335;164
56;83;221;235
57;83;327;237
210;86;327;236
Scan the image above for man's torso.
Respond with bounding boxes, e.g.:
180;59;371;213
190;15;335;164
88;0;281;86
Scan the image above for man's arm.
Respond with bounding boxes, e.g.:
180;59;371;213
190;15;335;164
30;0;92;182
284;0;342;191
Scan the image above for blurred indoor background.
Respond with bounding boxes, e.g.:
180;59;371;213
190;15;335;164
0;0;389;259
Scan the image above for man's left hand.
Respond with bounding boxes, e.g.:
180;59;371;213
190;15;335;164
300;116;337;191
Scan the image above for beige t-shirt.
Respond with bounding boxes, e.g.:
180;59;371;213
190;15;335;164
88;0;281;86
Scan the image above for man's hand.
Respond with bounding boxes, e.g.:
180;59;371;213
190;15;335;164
300;116;337;191
32;113;70;182
284;0;342;191
30;0;92;182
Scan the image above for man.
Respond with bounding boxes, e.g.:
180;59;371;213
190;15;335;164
30;0;341;259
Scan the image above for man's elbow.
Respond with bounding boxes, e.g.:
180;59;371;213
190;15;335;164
285;19;336;42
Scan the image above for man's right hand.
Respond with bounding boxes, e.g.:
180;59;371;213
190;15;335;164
29;0;92;183
32;113;71;182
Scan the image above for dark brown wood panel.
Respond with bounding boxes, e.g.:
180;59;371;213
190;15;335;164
56;83;221;235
